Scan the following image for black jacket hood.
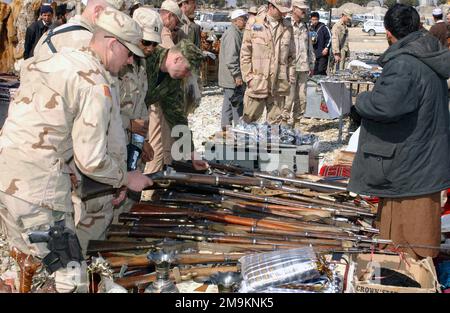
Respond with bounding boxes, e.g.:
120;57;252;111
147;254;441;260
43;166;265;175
378;30;450;80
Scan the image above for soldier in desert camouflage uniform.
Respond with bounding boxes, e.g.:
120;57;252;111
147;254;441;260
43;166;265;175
30;0;128;255
0;7;152;293
177;0;201;48
240;0;296;124
114;7;162;218
331;9;352;72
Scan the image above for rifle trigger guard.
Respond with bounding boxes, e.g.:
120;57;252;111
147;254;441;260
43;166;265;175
214;176;220;186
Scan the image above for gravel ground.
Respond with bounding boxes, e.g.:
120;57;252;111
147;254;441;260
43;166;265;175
189;84;352;166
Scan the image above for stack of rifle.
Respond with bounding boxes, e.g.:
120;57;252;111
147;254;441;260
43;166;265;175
89;161;380;291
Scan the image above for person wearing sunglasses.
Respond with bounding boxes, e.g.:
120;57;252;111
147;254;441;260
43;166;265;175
114;7;163;213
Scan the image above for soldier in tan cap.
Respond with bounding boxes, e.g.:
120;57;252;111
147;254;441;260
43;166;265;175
0;7;152;292
248;6;258;17
159;0;185;48
284;0;314;128
113;7;162;218
144;40;208;185
33;0;125;60
240;0;296;124
331;9;352;72
177;0;201;48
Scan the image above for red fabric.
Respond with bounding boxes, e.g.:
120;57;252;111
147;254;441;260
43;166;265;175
319;165;352;177
443;189;450;216
319;164;379;204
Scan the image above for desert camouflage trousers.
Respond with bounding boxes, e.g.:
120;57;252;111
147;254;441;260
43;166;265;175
0;192;87;293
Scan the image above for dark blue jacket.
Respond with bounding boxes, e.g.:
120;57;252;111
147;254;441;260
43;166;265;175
310;22;331;59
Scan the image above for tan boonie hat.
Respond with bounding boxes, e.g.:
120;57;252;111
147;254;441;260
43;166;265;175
342;9;353;19
268;0;292;14
160;0;184;24
292;0;309;10
176;39;204;74
248;6;258;14
133;7;163;43
105;0;125;10
82;0;124;10
96;7;144;57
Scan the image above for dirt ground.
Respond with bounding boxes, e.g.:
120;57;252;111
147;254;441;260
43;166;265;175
348;27;389;54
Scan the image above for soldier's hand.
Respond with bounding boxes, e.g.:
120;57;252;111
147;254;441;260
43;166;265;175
130;119;149;137
334;54;341;62
112;187;127;206
141;141;154;163
126;170;153;192
235;77;243;86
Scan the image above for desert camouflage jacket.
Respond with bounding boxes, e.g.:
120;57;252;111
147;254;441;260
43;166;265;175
0;48;127;212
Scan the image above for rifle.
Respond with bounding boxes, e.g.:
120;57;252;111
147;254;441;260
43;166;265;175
106;224;353;252
80;167;282;201
114;265;239;290
86;240;157;255
105;253;245;268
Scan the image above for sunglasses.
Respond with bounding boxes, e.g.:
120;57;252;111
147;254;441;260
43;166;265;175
141;40;158;47
104;35;133;57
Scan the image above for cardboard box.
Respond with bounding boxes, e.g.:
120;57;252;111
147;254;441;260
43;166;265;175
349;253;440;293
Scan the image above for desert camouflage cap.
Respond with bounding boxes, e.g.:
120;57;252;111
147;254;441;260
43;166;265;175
342;9;353;19
161;0;184;24
248;6;258;14
81;0;124;10
176;39;204;74
292;0;309;9
133;7;162;43
96;7;144;57
268;0;292;14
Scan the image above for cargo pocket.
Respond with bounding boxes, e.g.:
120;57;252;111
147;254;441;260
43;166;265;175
249;74;269;96
277;68;290;94
43;158;72;210
361;143;396;186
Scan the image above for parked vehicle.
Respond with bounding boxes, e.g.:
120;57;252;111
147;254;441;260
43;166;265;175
196;11;231;35
350;15;365;27
363;19;386;36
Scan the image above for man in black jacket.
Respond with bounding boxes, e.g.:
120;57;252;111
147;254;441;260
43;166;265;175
348;4;450;260
24;5;53;60
309;11;331;75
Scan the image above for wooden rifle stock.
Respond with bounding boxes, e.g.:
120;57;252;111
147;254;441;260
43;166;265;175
9;247;41;293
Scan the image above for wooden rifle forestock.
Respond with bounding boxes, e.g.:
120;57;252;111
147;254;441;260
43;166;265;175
106;253;244;268
9;247;41;293
115;265;239;290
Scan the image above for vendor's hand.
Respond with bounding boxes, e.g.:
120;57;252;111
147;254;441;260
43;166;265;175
322;48;329;56
334;54;341;62
191;152;209;171
130;119;149;137
126;170;153;192
141;141;154;163
112;187;127;206
235;77;243;86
